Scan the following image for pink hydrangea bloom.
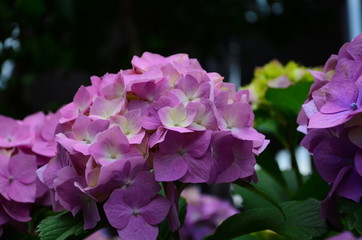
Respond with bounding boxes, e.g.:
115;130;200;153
0;111;59;235
38;52;267;239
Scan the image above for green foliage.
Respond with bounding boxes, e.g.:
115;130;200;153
234;168;326;210
234;171;288;210
245;60;316;109
178;196;187;227
234;179;285;219
340;199;362;235
1;229;38;240
254;147;287;189
265;81;312;116
37;211;84;240
292;171;330;201
206;199;328;240
232;230;286;240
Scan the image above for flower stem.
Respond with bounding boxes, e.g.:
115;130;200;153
289;146;303;188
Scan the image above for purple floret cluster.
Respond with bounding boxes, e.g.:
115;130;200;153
298;34;362;202
36;52;268;239
0;112;59;235
179;187;238;240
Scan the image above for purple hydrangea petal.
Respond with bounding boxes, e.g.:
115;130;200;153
56;133;79;155
59;102;79;123
131;81;157;100
327;231;358;240
158;104;196;132
9;154;37;184
0;197;31;222
217;103;253;130
104;189;133;230
7;180;36;203
89;98;123;120
154;153;188;181
230;127;265;144
117;216;158;240
87;119;110;140
139;195;171;225
184;131;212;158
74;184;100;230
308;111;354;128
73;86;92;113
166;183;181;232
123;171;161;204
0;116;31;148
300;128;333;153
179;153;211;183
89;126;141;165
336;167;362;202
72;114;92;140
313;137;356;183
210;132;255;183
355;150;362;177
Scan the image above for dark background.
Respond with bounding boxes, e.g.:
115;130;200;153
0;0;345;119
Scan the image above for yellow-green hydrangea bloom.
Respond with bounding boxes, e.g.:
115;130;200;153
243;60;318;107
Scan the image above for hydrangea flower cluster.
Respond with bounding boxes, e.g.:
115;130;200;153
298;34;362;203
179;187;238;240
0;112;59;235
37;52;268;239
243;60;316;107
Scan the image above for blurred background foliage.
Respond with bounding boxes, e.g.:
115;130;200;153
0;0;344;119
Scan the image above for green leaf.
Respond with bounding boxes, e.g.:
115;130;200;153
340;199;362;234
254;106;288;145
282;170;300;195
158;219;171;240
37;211;84;240
234;180;286;220
206;199;327;240
265;81;312;115
178;196;187;227
233;171;289;210
232;230;286;240
232;235;260;240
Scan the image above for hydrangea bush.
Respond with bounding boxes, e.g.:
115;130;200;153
0;112;59;235
1;38;362;239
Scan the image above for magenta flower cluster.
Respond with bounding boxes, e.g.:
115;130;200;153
179;187;238;240
0;112;59;235
36;52;268;239
298;34;362;202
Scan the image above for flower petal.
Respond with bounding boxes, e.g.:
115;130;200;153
104;189;132;230
139;195;171;225
154;153;188;182
118;216;159;240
